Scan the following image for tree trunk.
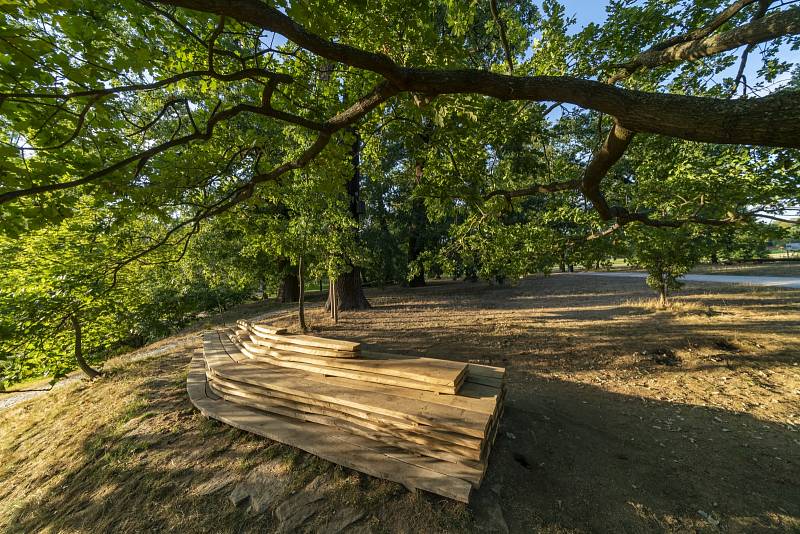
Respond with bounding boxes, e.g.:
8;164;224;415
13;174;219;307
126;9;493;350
710;250;719;264
71;314;100;380
325;128;370;310
298;258;307;331
408;160;427;288
658;280;669;308
278;270;300;303
326;267;370;311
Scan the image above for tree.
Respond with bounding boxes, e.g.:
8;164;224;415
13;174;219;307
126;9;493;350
1;1;799;384
625;226;704;307
3;1;799;238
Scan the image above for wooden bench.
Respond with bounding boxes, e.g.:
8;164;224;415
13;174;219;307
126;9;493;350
187;328;506;503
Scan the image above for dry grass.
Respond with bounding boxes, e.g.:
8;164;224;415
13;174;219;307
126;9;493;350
1;274;798;533
0;326;469;534
621;296;717;315
691;262;800;277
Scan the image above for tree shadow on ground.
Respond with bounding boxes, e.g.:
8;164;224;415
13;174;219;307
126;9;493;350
479;374;800;533
5;357;797;533
4;275;798;533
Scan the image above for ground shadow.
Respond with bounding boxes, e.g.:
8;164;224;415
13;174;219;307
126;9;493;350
478;373;800;533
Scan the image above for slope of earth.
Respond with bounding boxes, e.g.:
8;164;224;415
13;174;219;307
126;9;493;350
1;275;798;533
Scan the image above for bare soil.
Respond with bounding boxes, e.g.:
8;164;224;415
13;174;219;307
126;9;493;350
1;274;798;533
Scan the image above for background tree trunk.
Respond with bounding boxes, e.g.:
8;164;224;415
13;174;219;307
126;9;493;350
327;267;370;311
277;258;300;303
658;285;669;307
326;129;370;311
70;314;100;379
298;258;307;331
407;161;427;287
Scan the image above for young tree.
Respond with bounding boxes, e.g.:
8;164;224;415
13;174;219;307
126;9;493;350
625;226;704;307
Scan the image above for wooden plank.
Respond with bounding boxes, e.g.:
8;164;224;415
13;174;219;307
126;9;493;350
209;372;484;455
228;330;501;416
218;331;500;440
466;369;505;388
207;363;483;450
249;334;360;359
208;369;483;453
473;403;505;489
232;333;461;395
210;331;502;457
467;363;506;381
237;319;286;335
240;330;466;387
208;377;486;481
242;323;361;353
187;351;472;502
213;335;491;439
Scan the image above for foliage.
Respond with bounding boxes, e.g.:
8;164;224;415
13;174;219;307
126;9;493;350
624;225;704;306
1;1;799;385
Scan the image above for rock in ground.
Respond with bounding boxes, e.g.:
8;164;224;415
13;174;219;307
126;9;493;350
228;460;290;513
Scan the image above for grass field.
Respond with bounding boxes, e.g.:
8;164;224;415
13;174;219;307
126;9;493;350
1;275;798;533
691;262;800;277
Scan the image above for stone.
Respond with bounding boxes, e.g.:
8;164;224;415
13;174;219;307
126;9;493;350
318;507;365;534
471;490;509;534
275;491;325;533
227;460;290;513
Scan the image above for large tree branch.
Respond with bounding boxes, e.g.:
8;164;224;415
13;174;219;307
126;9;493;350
611;3;794;82
0;67;292;100
153;0;800;149
652;0;760;51
580;122;636;220
489;0;514;74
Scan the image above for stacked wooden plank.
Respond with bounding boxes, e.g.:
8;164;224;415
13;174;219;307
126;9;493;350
188;325;506;503
231;320;467;394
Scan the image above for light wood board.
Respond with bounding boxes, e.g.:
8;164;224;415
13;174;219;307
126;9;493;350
188;349;473;502
229;330;502;416
208;376;486;477
232;332;462;394
210;335;492;439
241;322;360;353
208;366;484;453
241;330;466;387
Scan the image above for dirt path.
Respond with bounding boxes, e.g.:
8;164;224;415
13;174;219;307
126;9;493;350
575;270;800;288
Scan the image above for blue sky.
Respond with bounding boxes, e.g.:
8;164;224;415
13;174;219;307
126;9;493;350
557;0;799;91
559;0;609;27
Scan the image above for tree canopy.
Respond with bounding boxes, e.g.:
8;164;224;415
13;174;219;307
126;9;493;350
1;0;799;384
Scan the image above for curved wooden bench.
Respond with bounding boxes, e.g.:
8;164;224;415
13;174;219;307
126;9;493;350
236;321;468;394
187;329;506;503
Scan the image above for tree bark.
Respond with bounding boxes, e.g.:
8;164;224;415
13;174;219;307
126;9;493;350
277;257;300;303
298;257;307;331
70;314;100;380
327;267;370;311
278;273;299;302
408;161;427;288
325;129;370;311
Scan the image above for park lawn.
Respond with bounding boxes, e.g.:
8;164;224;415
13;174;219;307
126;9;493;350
691;262;800;277
1;275;798;533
